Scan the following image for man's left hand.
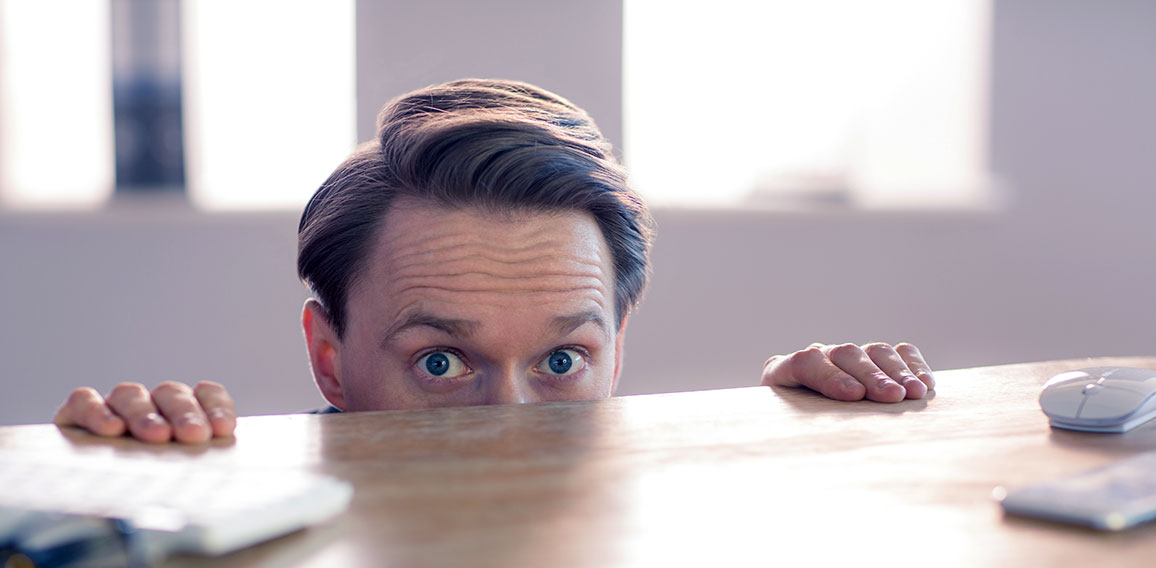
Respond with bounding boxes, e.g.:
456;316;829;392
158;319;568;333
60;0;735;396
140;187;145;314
761;342;934;402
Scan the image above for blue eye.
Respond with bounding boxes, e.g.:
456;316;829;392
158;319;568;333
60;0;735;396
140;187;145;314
417;351;470;378
539;349;585;377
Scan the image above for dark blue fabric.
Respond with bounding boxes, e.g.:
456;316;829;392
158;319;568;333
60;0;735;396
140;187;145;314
309;405;344;414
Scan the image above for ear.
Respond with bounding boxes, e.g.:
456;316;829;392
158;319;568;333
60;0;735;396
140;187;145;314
610;315;629;395
303;299;346;410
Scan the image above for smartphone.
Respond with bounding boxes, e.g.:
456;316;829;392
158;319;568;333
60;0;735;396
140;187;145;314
995;451;1156;531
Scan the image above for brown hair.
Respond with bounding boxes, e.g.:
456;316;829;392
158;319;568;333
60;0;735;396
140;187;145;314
297;79;654;338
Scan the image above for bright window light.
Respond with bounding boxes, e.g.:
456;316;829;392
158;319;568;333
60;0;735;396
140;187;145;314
624;0;996;210
182;0;357;210
0;0;115;209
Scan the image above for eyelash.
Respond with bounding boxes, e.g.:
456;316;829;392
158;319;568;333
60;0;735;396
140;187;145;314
412;347;473;380
410;345;593;384
536;345;592;382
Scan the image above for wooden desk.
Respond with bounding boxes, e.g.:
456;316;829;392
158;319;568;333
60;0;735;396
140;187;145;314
4;357;1156;567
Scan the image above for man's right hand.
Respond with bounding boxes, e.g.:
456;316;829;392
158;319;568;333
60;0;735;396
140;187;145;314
53;381;236;444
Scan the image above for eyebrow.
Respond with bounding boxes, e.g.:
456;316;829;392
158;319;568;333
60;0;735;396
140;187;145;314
548;311;609;340
381;310;609;346
382;312;482;346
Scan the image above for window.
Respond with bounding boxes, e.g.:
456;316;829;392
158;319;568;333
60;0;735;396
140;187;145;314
0;0;115;209
182;0;356;210
623;0;998;210
0;0;355;210
4;1;993;212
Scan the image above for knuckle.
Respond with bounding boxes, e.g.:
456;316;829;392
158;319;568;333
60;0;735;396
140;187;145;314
81;402;109;424
895;342;919;355
152;381;192;397
828;343;859;359
194;381;227;398
790;346;824;365
109;382;148;400
862;342;893;357
194;381;235;405
66;387;100;406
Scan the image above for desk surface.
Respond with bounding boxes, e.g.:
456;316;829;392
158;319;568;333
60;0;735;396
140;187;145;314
4;357;1156;567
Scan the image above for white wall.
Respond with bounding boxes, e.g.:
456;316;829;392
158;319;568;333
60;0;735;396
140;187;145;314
0;206;318;421
2;0;1154;425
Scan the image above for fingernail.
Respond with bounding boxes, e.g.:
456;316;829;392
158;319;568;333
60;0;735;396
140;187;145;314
175;413;205;427
207;408;234;421
141;412;166;428
903;375;926;394
843;378;861;390
919;371;936;387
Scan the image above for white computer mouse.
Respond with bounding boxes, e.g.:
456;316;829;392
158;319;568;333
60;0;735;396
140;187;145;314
1039;366;1156;433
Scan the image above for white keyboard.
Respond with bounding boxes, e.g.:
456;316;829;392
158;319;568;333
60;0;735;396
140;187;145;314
0;459;353;565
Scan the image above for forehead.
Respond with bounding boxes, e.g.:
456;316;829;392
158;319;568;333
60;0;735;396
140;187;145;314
349;198;616;325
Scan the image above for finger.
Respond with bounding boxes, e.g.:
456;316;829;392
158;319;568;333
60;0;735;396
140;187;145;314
762;343;832;386
53;387;126;437
762;347;868;401
106;383;173;443
823;343;907;403
152;381;212;444
862;343;927;400
194;381;237;438
896;343;935;390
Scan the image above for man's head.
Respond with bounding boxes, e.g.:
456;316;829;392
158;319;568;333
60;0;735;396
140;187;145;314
295;79;654;410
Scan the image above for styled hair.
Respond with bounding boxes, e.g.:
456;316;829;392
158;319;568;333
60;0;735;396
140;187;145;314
297;79;654;338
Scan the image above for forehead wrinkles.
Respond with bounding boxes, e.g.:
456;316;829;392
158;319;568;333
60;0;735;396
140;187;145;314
386;232;611;295
390;228;588;267
360;205;616;303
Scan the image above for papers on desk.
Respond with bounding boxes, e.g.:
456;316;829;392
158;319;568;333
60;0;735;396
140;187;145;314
0;460;352;566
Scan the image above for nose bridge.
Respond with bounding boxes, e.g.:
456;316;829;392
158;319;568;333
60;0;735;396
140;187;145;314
486;366;529;405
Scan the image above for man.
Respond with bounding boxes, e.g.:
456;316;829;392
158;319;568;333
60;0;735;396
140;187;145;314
53;79;935;444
